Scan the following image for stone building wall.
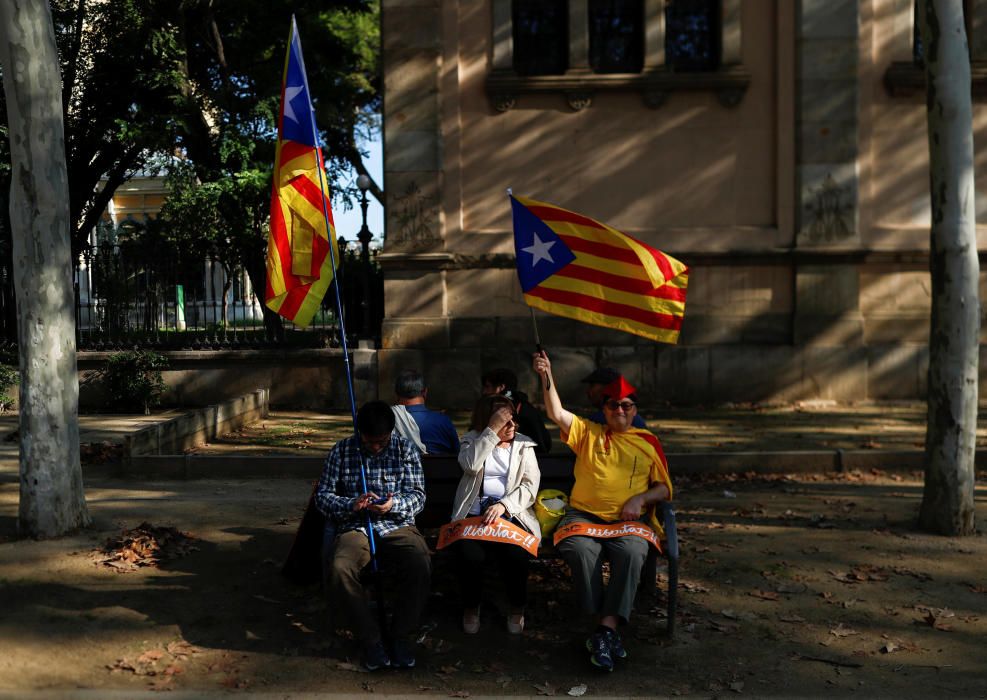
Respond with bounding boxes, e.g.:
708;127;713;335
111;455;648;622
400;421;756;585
376;0;987;410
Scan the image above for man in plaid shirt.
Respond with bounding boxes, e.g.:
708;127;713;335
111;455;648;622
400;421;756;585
316;400;431;671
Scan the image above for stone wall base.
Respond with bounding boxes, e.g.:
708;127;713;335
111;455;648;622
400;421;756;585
70;342;956;411
378;342;939;409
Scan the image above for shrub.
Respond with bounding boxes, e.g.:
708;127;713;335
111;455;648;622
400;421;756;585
0;364;18;412
102;350;168;414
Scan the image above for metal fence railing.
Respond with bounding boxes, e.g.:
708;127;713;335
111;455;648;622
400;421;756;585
0;242;383;351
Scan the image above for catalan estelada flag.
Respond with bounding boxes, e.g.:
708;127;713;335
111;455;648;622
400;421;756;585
511;195;689;344
265;18;339;328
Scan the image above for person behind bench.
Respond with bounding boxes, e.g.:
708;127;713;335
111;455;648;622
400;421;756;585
480;367;552;454
314;400;431;671
391;369;460;455
533;351;672;673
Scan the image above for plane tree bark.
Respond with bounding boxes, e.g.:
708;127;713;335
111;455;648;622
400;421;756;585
0;0;90;537
918;0;979;536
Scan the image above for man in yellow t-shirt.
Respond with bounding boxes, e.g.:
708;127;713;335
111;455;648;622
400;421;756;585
533;351;672;673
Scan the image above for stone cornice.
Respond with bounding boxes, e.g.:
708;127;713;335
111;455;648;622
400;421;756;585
883;60;987;98
376;248;973;270
485;65;752;112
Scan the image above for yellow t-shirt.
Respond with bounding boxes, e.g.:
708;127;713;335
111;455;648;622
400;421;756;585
564;415;673;522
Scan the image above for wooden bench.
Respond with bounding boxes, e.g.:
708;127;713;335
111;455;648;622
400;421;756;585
284;453;680;636
419;454;679;636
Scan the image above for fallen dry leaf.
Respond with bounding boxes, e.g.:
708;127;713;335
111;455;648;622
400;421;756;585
147;677;174;692
137;650;165;665
534;681;557;696
334;661;365;673
107;659;137;674
828;571;857;584
448;692;470;698
749;589;780;601
829;623;858;638
919;611;953;631
95;523;198;572
165;641;201;659
567;684;588;697
880;641;899;654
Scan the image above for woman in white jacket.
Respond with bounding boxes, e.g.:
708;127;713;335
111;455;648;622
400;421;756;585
451;394;542;635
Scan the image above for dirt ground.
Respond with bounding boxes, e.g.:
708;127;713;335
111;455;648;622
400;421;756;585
1;464;986;697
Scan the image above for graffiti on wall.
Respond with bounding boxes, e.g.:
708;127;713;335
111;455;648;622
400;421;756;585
802;174;855;243
393;181;437;244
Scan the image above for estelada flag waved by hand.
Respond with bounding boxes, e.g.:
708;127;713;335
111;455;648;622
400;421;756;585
265;17;340;328
511;195;689;344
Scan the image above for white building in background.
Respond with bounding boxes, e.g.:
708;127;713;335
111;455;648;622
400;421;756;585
76;173;265;334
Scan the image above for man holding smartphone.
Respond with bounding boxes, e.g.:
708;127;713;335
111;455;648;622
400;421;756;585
315;400;431;671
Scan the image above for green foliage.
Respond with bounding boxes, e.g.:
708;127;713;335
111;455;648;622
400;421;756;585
144;161;270;270
0;0;381;252
101;351;168;414
0;364;18;411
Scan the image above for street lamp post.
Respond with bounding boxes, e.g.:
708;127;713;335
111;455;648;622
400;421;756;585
355;175;373;338
356;175;373;262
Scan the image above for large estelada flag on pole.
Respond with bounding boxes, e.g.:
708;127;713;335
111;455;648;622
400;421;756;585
265;18;339;328
510;195;689;344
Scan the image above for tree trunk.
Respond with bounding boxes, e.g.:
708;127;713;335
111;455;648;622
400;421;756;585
0;0;90;537
918;0;979;536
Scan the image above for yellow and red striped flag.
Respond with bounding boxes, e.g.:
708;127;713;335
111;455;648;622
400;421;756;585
511;195;689;344
265;19;339;328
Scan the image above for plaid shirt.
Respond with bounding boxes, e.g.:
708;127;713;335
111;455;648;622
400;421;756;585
314;433;426;538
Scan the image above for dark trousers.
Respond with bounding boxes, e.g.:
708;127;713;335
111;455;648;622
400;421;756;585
556;508;649;622
455;539;532;609
329;526;431;644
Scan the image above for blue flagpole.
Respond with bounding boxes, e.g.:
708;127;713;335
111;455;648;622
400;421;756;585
290;17;384;584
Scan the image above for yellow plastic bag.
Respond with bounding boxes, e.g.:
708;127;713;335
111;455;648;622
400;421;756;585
534;489;568;537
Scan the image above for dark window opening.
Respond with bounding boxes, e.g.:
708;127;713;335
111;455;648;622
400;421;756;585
589;0;644;73
665;0;720;72
512;0;569;76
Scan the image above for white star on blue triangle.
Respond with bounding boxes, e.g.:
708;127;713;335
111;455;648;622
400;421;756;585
511;197;576;292
280;28;318;148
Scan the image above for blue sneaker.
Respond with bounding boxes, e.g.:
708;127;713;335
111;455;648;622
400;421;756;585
586;630;614;672
610;629;628;660
363;640;391;671
390;639;416;669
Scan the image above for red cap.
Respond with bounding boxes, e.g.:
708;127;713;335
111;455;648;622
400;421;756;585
601;376;636;401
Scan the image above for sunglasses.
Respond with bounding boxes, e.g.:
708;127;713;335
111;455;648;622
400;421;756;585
604;400;636;412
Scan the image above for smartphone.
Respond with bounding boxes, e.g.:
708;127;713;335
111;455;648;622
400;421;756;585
371;495;389;506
